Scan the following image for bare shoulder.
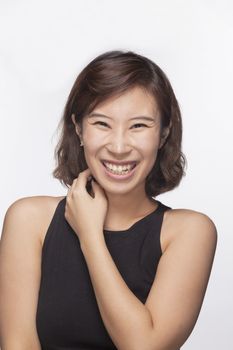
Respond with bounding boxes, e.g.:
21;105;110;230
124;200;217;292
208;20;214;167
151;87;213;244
161;207;218;252
2;195;65;246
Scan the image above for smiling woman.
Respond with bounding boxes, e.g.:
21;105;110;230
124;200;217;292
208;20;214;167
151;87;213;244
53;50;185;199
0;50;217;350
69;85;167;200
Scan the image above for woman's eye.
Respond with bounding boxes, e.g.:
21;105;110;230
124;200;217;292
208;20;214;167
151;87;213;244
93;121;109;127
92;122;148;129
132;123;148;128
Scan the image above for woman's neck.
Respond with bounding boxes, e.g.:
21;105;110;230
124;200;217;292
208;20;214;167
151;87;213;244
103;191;157;231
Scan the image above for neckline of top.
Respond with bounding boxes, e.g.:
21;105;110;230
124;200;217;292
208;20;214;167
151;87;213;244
103;200;163;235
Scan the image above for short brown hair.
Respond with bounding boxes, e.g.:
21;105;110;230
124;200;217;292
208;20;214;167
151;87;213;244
53;50;186;197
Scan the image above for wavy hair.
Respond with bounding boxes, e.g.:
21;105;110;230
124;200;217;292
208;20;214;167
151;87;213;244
53;50;187;197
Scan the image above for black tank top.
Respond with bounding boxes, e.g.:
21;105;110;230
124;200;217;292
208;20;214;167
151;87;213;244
36;197;172;349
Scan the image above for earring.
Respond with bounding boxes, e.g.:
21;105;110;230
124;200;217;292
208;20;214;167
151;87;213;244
80;140;84;146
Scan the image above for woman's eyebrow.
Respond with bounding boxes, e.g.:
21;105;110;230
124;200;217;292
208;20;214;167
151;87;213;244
88;113;155;122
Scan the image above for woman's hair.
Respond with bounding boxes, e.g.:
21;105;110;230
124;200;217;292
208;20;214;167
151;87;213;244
53;50;186;197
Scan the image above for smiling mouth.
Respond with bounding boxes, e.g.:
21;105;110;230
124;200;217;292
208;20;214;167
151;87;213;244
101;161;137;175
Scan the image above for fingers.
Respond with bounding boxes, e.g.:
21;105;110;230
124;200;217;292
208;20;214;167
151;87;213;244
68;168;92;196
91;179;106;199
76;168;92;188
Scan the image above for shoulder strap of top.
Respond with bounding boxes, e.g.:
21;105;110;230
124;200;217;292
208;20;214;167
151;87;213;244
156;200;172;212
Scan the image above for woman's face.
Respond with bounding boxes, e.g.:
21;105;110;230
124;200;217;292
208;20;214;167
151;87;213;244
74;86;163;197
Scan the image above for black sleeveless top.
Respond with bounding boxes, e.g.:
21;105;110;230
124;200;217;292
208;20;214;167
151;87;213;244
36;197;172;349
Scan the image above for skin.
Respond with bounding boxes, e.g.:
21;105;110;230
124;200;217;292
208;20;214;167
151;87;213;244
71;86;170;231
0;87;217;349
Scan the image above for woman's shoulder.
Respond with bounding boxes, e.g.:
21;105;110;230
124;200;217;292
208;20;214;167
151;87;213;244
166;206;216;225
3;195;66;246
161;206;217;252
6;195;65;217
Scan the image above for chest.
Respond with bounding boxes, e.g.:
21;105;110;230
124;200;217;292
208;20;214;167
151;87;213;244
36;223;161;348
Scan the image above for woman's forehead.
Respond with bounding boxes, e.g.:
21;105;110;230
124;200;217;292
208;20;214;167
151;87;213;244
88;87;159;119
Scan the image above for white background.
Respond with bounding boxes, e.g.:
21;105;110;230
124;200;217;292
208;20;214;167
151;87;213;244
0;0;232;348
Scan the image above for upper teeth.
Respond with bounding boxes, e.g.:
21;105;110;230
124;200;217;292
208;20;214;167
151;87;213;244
104;162;135;171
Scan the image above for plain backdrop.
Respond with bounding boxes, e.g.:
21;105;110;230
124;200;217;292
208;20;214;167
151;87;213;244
0;0;232;349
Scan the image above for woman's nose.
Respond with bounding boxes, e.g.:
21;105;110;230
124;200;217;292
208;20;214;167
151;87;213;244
106;130;132;154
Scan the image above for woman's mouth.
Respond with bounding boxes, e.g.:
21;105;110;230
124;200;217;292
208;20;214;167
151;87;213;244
101;160;137;179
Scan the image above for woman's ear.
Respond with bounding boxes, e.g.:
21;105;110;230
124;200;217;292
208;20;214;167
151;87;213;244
159;123;171;149
71;114;83;140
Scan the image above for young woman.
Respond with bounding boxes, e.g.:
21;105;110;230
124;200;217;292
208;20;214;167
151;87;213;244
0;50;217;350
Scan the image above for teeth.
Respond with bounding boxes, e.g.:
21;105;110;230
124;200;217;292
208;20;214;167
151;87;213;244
104;162;134;171
103;161;136;175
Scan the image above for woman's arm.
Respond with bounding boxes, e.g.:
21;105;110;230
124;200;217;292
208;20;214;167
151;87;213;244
0;197;51;350
80;210;217;350
144;210;217;349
